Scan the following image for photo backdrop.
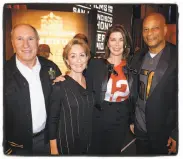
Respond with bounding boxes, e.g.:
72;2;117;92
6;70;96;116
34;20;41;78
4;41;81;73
12;9;88;74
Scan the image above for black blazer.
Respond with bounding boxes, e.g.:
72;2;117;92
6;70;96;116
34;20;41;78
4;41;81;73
130;42;178;141
48;75;94;154
4;55;61;154
86;58;134;112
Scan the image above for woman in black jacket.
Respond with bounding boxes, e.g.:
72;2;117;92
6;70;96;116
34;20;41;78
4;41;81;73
48;38;94;155
54;25;134;155
87;24;134;155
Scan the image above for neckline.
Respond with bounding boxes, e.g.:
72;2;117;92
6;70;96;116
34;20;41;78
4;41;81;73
65;75;87;90
107;60;126;68
114;60;126;68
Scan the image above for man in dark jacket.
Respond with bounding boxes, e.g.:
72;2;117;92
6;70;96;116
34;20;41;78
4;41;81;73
130;13;178;155
4;24;61;155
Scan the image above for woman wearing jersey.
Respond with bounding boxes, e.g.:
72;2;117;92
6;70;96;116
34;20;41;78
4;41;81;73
87;24;134;155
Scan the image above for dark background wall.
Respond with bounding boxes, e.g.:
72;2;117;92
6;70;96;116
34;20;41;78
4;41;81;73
113;4;133;34
4;3;177;60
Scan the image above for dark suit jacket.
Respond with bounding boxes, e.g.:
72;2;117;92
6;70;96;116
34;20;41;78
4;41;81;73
4;55;61;154
86;58;134;114
130;42;178;142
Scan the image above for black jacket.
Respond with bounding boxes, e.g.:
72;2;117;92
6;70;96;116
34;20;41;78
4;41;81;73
129;42;178;141
86;58;134;113
4;55;61;154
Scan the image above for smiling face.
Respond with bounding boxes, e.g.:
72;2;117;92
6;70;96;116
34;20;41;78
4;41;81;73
66;44;88;74
11;25;39;65
107;32;124;57
142;14;167;50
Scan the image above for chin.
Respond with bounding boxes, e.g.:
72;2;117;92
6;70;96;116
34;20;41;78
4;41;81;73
146;40;161;47
148;43;160;48
23;57;35;61
111;52;123;56
73;69;85;73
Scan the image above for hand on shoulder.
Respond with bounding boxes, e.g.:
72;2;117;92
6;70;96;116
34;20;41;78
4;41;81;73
52;75;66;86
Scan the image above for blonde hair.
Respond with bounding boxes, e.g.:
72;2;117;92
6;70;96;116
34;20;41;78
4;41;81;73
63;38;91;69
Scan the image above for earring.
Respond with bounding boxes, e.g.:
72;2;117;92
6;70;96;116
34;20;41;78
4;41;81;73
124;45;127;48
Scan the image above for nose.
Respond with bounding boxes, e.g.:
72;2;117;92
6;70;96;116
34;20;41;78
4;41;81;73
147;29;153;36
23;39;29;48
77;57;81;63
115;40;120;46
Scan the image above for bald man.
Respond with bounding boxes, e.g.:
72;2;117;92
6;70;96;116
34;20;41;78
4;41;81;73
129;13;178;155
4;24;61;155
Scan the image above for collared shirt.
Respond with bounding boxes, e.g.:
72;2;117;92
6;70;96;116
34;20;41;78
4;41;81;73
16;56;47;133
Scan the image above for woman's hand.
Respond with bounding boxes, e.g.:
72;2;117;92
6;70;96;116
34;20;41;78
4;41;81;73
50;139;59;155
130;124;135;134
51;147;59;155
167;137;176;154
53;75;66;83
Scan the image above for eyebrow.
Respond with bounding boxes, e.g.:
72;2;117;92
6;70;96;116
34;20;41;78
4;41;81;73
69;52;85;54
143;26;159;28
109;37;123;39
15;36;36;38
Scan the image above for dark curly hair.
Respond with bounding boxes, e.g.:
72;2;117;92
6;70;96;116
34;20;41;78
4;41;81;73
104;24;132;60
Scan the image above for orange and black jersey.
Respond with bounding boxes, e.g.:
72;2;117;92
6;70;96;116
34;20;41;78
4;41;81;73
104;60;130;102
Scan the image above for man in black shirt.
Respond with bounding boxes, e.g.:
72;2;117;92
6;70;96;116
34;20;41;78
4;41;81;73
130;13;178;155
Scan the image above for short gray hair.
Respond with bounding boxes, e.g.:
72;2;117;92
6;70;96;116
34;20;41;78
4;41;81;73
11;24;40;40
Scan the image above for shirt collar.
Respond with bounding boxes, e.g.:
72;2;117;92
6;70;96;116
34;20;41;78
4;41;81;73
16;55;41;73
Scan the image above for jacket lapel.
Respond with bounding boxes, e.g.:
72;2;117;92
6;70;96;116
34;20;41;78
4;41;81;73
40;66;49;97
39;57;53;111
92;59;109;105
149;44;170;97
132;49;147;74
101;60;111;91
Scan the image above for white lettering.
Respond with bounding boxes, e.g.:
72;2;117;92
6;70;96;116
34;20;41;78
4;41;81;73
108;5;113;13
96;42;104;50
97;13;113;23
93;5;108;12
97;33;105;42
73;7;86;13
97;21;112;31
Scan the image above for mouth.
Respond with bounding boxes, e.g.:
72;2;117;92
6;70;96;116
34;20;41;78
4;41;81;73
146;37;156;42
113;48;121;51
72;64;83;68
147;39;153;42
22;50;32;53
76;65;83;68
